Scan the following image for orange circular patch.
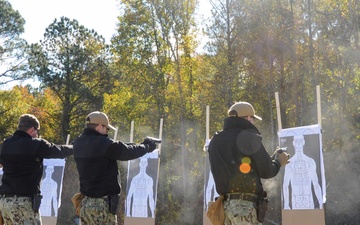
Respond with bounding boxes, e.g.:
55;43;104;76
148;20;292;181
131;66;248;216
240;163;251;174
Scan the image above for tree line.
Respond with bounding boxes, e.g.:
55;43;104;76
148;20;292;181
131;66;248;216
1;0;359;224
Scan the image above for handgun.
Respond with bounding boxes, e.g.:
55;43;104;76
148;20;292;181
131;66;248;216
145;137;162;143
277;147;288;153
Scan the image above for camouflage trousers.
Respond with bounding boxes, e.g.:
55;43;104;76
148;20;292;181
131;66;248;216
0;196;41;225
223;199;262;225
80;196;117;225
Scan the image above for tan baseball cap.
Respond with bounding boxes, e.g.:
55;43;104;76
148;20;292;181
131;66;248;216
228;102;262;120
85;111;116;131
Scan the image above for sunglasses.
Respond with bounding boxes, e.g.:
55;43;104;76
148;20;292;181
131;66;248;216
101;125;110;132
34;127;40;136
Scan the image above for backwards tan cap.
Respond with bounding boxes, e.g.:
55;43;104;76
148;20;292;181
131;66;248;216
86;111;116;131
228;102;262;120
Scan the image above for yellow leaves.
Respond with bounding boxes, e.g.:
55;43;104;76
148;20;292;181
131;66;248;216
0;86;34;136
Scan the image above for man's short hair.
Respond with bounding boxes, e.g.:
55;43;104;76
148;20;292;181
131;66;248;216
85;123;98;130
17;114;40;131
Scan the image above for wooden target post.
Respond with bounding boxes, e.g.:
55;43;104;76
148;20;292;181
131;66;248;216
124;119;163;225
41;134;70;225
278;85;326;225
203;106;217;225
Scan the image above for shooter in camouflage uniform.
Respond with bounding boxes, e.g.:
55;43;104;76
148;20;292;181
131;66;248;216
208;102;289;225
0;114;73;224
73;111;159;225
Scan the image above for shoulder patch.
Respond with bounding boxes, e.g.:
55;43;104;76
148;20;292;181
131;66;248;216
236;130;262;155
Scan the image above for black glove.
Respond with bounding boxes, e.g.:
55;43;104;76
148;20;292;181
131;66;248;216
142;138;157;152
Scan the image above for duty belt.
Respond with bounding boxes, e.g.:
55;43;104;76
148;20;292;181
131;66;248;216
0;194;33;198
223;193;258;203
84;195;108;199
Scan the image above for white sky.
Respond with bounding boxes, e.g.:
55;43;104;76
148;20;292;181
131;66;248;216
3;0;211;89
8;0;121;44
8;0;212;44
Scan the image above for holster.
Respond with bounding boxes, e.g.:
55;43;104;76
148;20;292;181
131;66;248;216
106;194;120;215
71;193;85;216
0;211;4;225
255;191;269;223
32;194;43;213
206;195;225;225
